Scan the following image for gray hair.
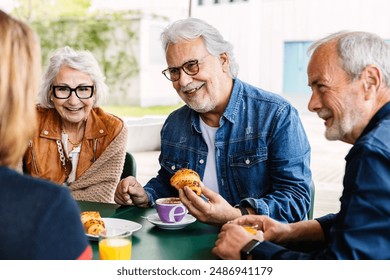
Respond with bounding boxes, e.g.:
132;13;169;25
161;17;239;78
38;46;109;108
308;31;390;87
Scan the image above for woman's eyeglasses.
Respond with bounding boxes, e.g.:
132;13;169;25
52;85;94;99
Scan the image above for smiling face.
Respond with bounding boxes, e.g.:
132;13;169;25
307;42;367;144
165;37;232;116
51;65;95;128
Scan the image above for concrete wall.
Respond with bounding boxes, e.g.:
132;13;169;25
124;116;166;152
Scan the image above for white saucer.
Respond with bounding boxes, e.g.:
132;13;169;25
86;218;142;241
146;213;196;230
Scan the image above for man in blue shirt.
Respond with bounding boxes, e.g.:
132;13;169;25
115;18;312;224
212;31;390;259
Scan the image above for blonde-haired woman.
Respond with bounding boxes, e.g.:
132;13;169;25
23;46;128;203
0;10;91;260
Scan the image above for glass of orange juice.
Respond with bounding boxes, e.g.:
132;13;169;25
242;224;258;235
99;229;132;260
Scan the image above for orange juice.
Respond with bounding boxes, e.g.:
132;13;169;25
99;238;132;260
242;225;258;235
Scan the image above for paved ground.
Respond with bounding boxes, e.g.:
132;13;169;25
130;94;351;219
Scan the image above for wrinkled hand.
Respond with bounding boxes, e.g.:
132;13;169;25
114;176;149;207
227;215;291;244
178;183;242;225
212;222;264;260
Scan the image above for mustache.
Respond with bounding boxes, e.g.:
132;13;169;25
181;82;205;93
317;108;332;119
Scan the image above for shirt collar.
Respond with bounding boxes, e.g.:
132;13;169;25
39;107;108;140
358;101;390;139
222;78;243;124
190;78;243;132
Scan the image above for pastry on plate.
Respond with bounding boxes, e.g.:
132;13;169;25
80;211;105;235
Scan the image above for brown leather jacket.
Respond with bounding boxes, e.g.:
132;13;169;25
23;106;123;184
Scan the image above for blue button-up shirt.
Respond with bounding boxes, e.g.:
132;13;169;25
252;102;390;259
144;78;312;222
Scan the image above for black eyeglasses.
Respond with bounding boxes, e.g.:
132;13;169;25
162;59;201;82
52;85;94;99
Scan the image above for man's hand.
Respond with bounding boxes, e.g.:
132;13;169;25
114;176;149;207
178;183;242;225
212;222;264;260
227;215;323;244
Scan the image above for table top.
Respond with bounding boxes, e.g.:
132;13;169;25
77;201;220;260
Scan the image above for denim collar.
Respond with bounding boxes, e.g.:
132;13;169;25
222;78;243;124
190;78;243;132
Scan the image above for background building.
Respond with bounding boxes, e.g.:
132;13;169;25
190;0;390;99
95;0;390;106
2;0;390;106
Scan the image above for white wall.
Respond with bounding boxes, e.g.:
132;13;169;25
138;17;181;106
191;1;263;88
191;0;390;94
91;0;189;20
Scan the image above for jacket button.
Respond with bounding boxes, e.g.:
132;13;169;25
43;130;49;135
245;159;250;164
171;166;176;171
99;129;104;133
199;159;204;164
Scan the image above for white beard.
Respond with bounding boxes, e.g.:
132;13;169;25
324;107;362;141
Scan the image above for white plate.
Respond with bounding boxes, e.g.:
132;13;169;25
86;218;142;241
146;213;196;230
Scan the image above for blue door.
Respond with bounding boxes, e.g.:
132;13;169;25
283;41;312;94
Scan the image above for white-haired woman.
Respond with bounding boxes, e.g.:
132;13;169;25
23;46;128;203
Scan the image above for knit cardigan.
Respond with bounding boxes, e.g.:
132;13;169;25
69;124;128;203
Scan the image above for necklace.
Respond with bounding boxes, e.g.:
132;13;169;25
62;127;82;147
67;138;81;146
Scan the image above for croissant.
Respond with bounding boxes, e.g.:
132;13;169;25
80;211;105;235
170;168;202;196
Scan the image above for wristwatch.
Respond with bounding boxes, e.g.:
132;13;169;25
235;205;249;215
240;239;261;260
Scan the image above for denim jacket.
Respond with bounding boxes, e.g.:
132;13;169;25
144;79;312;222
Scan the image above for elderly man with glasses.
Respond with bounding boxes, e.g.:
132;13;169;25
115;18;312;225
22;46;128;203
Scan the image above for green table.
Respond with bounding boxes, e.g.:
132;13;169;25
77;201;220;260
